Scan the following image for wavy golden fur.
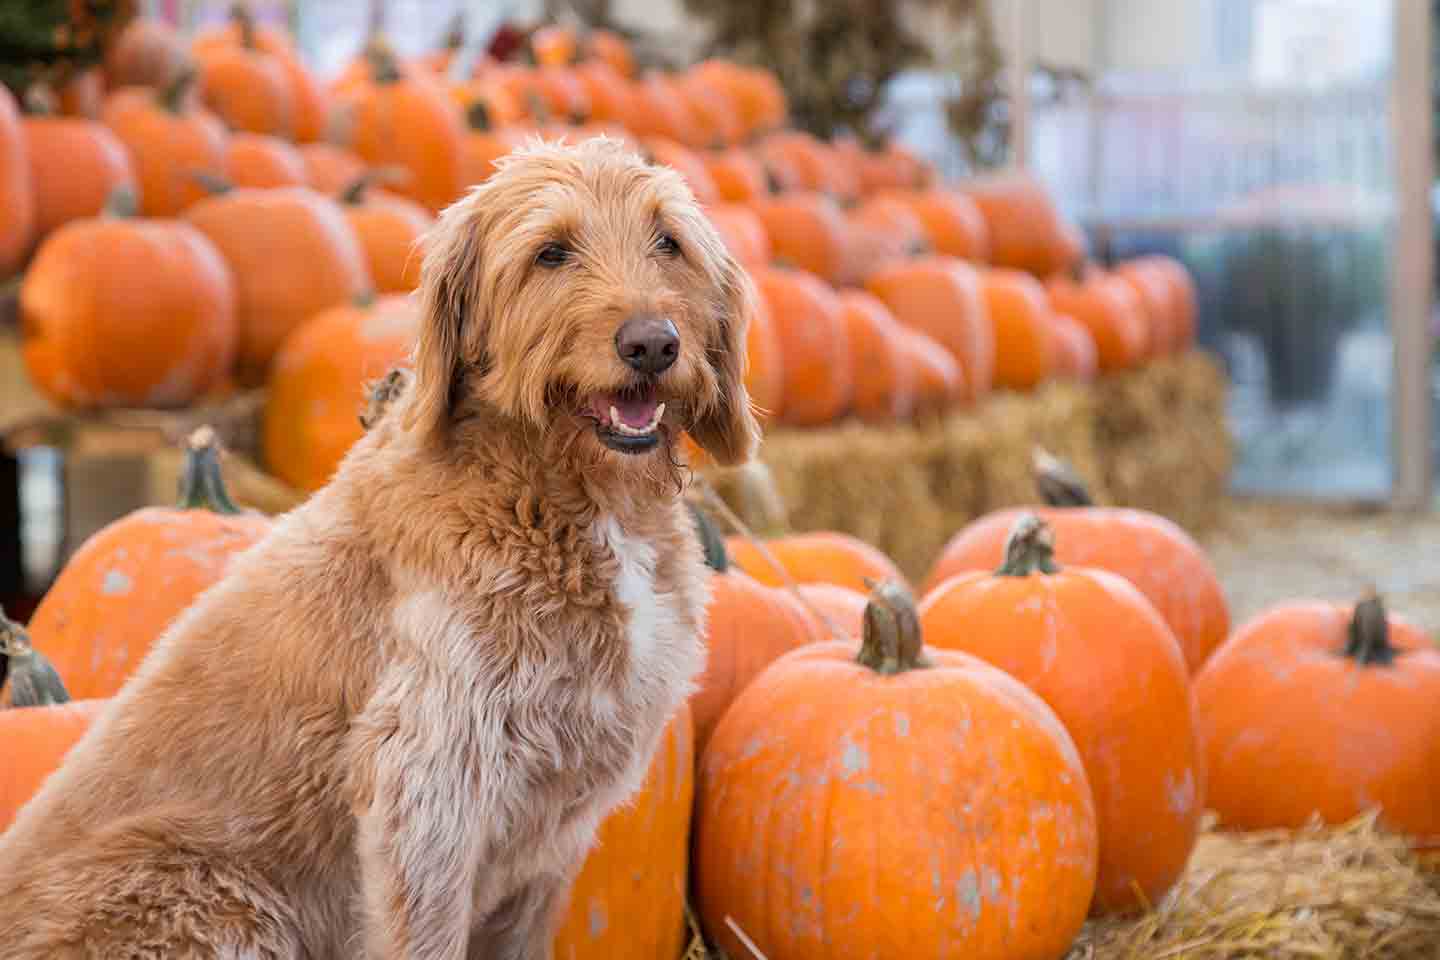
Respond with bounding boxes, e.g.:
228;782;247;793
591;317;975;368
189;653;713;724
0;138;759;959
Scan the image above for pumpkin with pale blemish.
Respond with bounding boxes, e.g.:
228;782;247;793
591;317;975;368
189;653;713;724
924;451;1230;675
0;699;105;832
552;704;693;959
262;295;420;493
26;429;270;702
921;514;1201;914
1195;592;1440;843
695;580;1097;959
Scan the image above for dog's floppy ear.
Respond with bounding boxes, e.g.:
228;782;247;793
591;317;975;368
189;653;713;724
688;245;762;467
405;194;488;447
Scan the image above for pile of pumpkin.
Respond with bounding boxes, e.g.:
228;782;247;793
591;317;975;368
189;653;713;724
6;11;1198;495
5;431;1437;959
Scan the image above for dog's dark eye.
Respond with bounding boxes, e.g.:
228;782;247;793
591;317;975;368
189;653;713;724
536;243;572;267
655;232;681;257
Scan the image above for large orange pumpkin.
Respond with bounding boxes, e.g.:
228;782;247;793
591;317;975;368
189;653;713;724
1195;593;1440;843
726;530;909;595
338;174;433;294
194;14;293;137
104;16;187;90
192;7;328;142
980;267;1058;391
838;289;915;422
751;192;850;284
0;85;36;276
553;707;694;959
751;267;851;426
20;194;237;409
881;188;990;261
20;102;135;238
865;256;995;402
1045;267;1147;372
263;295;419;493
224;132;307;189
924;452;1230;674
185;184;372;383
26;428;270;701
921;514;1201;913
704;203;771;268
0;699;105;832
102;70;228;218
342;45;465;213
695;581;1098;960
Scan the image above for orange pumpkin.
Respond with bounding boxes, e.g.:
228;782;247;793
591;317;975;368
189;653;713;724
263;295;419;493
531;66;591;123
459;102;530;186
193;8;329;142
962;172;1077;276
726;530;909;595
224;132;307;189
0;699;105;832
838;289;915;422
1115;259;1176;357
338;173;433;294
1133;254;1198;350
690;60;786;138
449;75;526;128
0;86;36;275
298;143;369;194
899;327;965;415
1045;267;1147;372
1049;312;1099;382
102;70;228;217
881;188;990;261
627;72;697;146
924;452;1230;675
342;45;465;213
20;193;237;409
1196;592;1440;842
584;29;636;79
675;72;742;148
185;185;372;383
530;25;578;67
104;16;187;90
757;130;857;200
705;146;769;204
696;581;1097;960
194;16;293;136
980;267;1057;391
751;266;850;426
843;195;928;283
846;138;934;194
921;514;1201;913
744;293;785;424
751;192;850;284
21;103;135;237
571;61;635;128
553;704;693;959
642;136;719;206
865;256;995;402
704;203;771;268
26;429;270;701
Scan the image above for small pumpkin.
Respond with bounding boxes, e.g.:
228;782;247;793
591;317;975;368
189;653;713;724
571;61;635;129
1114;259;1176;357
838;289;915;422
26;428;270;701
899;326;965;415
185;183;372;383
338;172;433;294
641;137;719;206
104;16;188;90
756;130;857;201
583;29;636;79
552;706;694;959
864;255;995;402
961;172;1077;276
726;530;909;596
980;267;1058;391
751;266;851;426
102;69;228;218
695;581;1097;960
675;72;742;148
192;6;329;142
20;92;135;237
1195;592;1440;842
298;142;369;194
704;203;771;268
689;61;786;139
1132;254;1198;350
224;132;308;189
921;514;1201;913
627;72;698;146
21;189;237;409
1049;312;1099;383
0;86;36;276
193;11;293;136
705;146;769;204
843;195;928;283
0;699;105;833
459;101;530;186
1045;266;1147;372
882;187;990;261
342;44;465;214
530;25;578;67
751;192;850;284
263;294;420;493
924;450;1231;674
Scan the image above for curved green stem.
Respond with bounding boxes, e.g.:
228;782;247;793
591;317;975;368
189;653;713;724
177;426;242;515
996;513;1060;577
1343;590;1397;666
685;501;729;573
1032;446;1094;507
856;580;927;674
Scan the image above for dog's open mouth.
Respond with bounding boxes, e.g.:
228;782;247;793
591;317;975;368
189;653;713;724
584;382;666;454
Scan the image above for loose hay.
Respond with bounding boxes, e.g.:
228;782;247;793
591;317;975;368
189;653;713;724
704;351;1232;582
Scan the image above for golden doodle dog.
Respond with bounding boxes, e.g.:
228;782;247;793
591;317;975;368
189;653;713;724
0;137;758;959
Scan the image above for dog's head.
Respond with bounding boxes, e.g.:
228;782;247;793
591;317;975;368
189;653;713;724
404;137;759;469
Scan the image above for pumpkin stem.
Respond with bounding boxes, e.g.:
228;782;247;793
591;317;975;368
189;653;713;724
685;501;730;573
1;607;70;707
1343;589;1397;666
856;579;927;675
230;2;257;49
21;84;56;116
1032;446;1094;507
177;426;242;515
338;167;404;205
359;366;412;431
466;99;494;132
365;39;403;85
160;65;199;113
997;513;1060;577
103;184;139;219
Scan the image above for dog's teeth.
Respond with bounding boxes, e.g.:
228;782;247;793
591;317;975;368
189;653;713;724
652;402;666;427
610;405;621;427
607;402;665;438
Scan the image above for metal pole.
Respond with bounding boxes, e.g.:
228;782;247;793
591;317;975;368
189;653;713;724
1008;0;1032;169
1389;0;1434;510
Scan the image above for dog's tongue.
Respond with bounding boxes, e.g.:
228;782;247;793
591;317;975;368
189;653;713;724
609;391;659;429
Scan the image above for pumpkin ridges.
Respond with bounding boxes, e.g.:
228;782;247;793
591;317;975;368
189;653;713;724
751;191;850;284
981;267;1058;391
1045;268;1147;372
838;289;915;422
102;71;229;218
752;266;850;426
20;109;135;238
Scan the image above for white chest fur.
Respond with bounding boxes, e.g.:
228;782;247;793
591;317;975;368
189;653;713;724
597;515;664;660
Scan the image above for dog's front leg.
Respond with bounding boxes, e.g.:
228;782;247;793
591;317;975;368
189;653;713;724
352;661;489;960
468;870;576;960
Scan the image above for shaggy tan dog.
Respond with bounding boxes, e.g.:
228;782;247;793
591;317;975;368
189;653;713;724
0;138;758;959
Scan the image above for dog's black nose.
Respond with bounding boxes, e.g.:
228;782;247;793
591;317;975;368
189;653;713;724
615;316;679;375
